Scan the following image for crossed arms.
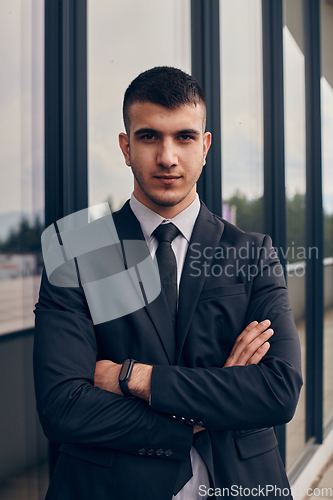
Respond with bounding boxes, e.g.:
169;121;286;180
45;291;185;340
34;233;302;460
94;319;274;434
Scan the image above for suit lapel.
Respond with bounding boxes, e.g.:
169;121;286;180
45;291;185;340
176;202;225;363
113;202;176;364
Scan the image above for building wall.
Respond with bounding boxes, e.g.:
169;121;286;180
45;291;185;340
0;0;332;496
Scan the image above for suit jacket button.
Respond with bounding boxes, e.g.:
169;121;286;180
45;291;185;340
138;448;146;455
164;449;173;457
187;418;195;425
155;449;164;456
196;421;204;426
180;417;186;422
147;449;155;456
171;415;177;419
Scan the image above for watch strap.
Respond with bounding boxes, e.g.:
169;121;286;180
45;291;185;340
119;359;137;397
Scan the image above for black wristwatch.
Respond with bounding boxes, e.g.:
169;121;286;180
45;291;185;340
119;359;137;397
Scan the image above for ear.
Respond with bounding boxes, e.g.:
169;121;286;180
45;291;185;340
202;131;212;166
119;133;131;166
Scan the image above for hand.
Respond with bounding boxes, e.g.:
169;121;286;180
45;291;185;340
224;320;273;368
193;425;205;434
94;360;123;396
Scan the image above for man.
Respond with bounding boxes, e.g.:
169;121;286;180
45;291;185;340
34;67;302;500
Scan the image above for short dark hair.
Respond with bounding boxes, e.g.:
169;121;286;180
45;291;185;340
123;66;206;133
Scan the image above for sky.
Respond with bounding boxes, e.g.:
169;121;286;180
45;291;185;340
0;0;44;220
87;0;191;211
220;0;264;201
322;76;333;214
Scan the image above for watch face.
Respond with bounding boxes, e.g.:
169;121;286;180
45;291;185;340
119;359;131;381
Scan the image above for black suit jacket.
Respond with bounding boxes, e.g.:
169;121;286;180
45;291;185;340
34;200;302;500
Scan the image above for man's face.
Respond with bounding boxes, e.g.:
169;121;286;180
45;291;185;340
119;101;211;217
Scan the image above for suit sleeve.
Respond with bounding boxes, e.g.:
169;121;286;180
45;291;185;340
33;268;193;460
150;235;303;431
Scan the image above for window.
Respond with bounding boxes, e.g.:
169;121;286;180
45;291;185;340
88;0;191;214
0;2;47;498
283;0;307;470
321;0;333;430
220;0;264;232
0;0;44;336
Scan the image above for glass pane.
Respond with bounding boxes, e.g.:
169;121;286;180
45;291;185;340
0;1;48;499
0;0;44;337
220;0;264;231
88;0;191;213
321;0;333;429
283;0;307;471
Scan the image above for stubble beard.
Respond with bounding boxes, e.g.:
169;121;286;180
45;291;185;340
131;162;202;208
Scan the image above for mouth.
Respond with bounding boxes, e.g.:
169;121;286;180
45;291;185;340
154;175;182;184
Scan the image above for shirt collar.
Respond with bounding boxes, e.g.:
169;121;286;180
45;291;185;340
129;193;200;243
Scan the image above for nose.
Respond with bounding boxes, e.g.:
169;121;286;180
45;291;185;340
156;139;178;168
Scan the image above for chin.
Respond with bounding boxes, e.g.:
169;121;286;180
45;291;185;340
138;185;180;206
149;196;181;208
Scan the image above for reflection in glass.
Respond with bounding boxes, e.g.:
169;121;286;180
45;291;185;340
322;78;333;427
321;0;333;431
220;0;263;232
0;0;44;336
283;7;307;470
0;2;47;499
88;0;191;212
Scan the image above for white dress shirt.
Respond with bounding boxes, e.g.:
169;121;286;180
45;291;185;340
130;193;210;500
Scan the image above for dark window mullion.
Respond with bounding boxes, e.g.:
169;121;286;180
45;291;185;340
262;0;287;463
303;0;324;445
44;0;88;476
45;0;87;228
191;0;222;216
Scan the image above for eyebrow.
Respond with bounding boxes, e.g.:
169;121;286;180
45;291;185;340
133;128;201;136
134;128;158;136
177;129;201;135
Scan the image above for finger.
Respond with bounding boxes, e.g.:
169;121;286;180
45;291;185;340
246;341;271;365
224;331;271;368
230;320;271;362
231;320;270;354
229;321;259;356
236;328;273;366
193;426;205;434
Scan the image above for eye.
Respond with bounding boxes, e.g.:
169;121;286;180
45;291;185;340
178;134;195;141
141;134;156;140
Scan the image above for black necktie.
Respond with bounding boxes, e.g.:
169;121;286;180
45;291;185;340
153;223;180;329
153;223;193;495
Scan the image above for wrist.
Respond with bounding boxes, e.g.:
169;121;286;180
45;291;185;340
128;363;153;401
